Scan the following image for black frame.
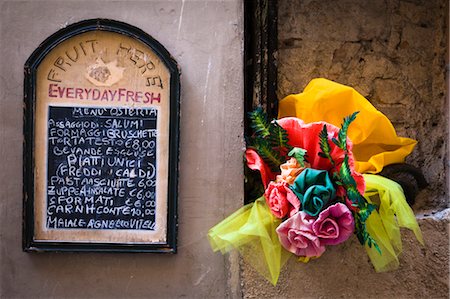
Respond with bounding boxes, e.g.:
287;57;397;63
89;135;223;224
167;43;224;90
23;19;180;253
244;0;278;203
244;0;278;128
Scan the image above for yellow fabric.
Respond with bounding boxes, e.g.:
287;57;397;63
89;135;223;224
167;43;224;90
363;174;424;272
278;78;417;174
208;197;291;285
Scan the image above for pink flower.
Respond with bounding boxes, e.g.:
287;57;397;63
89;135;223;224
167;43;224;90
276;157;310;185
312;203;354;246
265;181;300;218
276;211;326;257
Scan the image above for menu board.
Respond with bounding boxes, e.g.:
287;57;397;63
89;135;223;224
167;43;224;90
24;19;179;252
46;106;158;231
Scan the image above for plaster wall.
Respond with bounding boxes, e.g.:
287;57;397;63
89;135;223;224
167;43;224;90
241;1;449;298
0;1;244;298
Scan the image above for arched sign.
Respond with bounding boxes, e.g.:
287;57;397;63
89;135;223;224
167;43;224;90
23;19;180;252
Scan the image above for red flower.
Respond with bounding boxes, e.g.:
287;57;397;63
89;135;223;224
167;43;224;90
246;148;276;188
246;117;365;210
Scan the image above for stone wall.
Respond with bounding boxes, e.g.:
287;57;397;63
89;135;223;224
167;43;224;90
242;0;449;298
278;0;447;211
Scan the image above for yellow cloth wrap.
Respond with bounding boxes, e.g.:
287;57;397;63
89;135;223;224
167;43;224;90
278;78;417;173
363;174;424;272
208;197;291;285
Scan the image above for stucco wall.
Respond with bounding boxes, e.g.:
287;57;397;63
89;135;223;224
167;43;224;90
0;1;244;298
242;1;449;298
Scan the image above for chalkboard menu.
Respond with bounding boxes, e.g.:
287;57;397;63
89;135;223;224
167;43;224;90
23;19;179;252
47;106;158;230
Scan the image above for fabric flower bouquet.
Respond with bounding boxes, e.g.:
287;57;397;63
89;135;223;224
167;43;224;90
246;108;379;259
208;79;423;285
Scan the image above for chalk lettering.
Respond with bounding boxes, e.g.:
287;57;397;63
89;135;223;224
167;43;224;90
46;106;158;230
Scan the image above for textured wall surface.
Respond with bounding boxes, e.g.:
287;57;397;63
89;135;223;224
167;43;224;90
242;1;449;298
0;1;244;298
277;0;448;211
242;210;449;298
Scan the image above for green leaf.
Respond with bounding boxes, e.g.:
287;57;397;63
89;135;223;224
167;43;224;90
358;203;377;222
369;237;382;254
247;108;292;171
354;212;381;254
248;107;271;138
269;121;291;150
249;137;284;172
288;147;307;167
346;187;365;208
334;150;379;253
318;125;335;166
318;152;328;159
339;156;356;186
332;111;359;151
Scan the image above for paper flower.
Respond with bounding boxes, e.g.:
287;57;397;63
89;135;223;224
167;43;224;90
246;116;365;208
290;168;336;217
276;157;309;185
245;108;375;249
265;181;300;218
276;117;365;197
246;148;276;188
312;203;354;245
276;211;326;258
209;80;424;286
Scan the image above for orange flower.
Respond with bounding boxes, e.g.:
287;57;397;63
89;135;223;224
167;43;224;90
276;157;309;185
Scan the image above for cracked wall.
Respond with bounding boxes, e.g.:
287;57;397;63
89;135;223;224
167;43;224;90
241;0;449;298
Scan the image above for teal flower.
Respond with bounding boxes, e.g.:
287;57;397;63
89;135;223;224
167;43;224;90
290;168;336;217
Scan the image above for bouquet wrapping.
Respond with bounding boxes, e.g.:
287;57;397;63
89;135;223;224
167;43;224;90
208;79;423;285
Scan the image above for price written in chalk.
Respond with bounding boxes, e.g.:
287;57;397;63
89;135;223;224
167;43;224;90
46;106;158;230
